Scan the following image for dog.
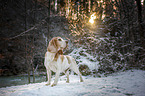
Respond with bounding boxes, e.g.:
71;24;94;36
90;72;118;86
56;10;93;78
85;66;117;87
44;37;83;87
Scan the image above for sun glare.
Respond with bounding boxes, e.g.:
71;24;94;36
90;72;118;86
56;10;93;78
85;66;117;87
89;13;96;24
141;0;143;5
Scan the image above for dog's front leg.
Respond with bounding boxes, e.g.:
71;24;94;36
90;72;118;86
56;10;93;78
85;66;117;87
65;70;69;83
46;68;51;86
51;71;60;87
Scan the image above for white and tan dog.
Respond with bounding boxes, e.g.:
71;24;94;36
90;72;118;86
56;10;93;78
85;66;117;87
44;37;83;87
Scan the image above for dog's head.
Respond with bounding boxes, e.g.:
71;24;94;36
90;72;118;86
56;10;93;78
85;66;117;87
47;37;68;53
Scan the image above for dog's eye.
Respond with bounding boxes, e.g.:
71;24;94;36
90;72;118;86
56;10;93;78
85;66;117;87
58;39;62;41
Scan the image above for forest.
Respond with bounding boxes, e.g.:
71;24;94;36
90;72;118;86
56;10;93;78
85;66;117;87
0;0;145;83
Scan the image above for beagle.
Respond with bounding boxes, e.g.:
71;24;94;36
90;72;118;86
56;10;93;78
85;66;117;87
44;37;83;87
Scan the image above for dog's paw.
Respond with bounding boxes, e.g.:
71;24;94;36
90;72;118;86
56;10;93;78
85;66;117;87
45;83;51;86
80;79;84;82
51;83;57;87
66;81;69;83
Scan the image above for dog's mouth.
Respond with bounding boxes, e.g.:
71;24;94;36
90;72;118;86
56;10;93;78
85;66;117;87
61;41;68;48
59;40;68;51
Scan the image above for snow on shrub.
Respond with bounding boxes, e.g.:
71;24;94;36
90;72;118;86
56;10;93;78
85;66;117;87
79;64;91;76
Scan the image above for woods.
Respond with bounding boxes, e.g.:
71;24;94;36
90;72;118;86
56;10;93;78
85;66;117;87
0;0;145;83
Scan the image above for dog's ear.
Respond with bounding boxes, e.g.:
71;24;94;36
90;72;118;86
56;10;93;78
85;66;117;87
47;37;58;52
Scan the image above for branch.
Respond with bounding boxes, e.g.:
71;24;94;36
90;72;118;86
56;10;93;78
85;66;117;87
8;17;48;40
8;26;36;40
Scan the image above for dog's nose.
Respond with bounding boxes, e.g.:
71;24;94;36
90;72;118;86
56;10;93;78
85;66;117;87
66;40;68;44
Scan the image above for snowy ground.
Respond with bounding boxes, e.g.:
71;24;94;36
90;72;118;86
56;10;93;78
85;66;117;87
0;70;145;96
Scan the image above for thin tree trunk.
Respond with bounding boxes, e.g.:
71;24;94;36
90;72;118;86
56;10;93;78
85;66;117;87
55;0;57;13
32;28;35;83
32;62;35;83
25;0;31;83
88;0;91;13
46;0;51;81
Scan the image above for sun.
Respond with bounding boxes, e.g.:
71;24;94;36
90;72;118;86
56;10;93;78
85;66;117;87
89;13;96;24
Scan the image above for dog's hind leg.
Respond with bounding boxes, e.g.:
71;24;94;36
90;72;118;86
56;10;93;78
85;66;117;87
65;70;70;83
73;68;83;82
71;59;83;82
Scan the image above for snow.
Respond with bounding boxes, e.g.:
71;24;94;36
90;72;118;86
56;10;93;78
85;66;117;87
0;70;145;96
69;47;98;70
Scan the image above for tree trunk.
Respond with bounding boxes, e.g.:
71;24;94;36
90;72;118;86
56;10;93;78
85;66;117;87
32;63;35;83
136;0;145;49
45;0;51;81
136;0;142;24
88;0;91;13
55;0;57;13
25;0;31;83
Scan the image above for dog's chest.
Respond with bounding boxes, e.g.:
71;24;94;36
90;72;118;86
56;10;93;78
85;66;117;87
49;56;70;72
45;52;70;72
49;61;58;72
